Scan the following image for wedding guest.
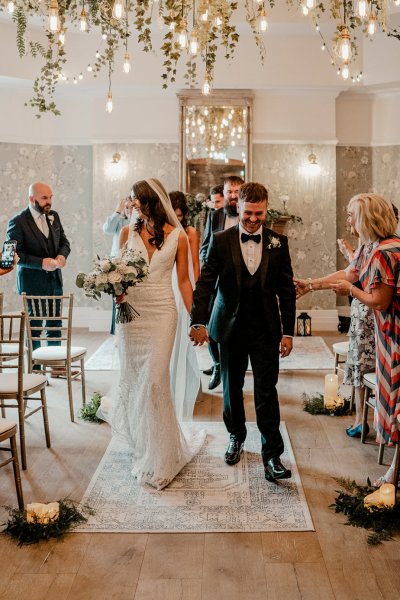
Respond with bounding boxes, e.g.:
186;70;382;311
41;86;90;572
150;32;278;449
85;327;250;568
296;193;400;485
103;196;134;334
210;184;224;210
200;175;244;390
6;182;70;375
170;191;200;281
190;182;296;482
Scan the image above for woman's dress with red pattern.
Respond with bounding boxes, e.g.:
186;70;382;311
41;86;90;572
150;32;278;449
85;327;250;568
352;236;400;445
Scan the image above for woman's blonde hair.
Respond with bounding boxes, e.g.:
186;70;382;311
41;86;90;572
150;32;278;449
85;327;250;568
348;193;397;242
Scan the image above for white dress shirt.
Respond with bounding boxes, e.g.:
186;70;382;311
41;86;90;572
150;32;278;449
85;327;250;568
29;205;49;238
239;223;263;275
224;214;239;230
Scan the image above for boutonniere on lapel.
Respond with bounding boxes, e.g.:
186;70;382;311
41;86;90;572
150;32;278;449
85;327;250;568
48;214;55;226
266;235;281;250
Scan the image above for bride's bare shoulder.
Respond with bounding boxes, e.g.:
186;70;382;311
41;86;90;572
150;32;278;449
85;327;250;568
119;225;130;248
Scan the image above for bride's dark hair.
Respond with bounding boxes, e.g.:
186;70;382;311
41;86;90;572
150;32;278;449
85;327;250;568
133;179;169;250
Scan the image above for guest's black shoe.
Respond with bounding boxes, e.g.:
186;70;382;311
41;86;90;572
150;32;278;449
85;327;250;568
203;367;214;376
224;436;244;465
264;458;292;481
208;366;221;390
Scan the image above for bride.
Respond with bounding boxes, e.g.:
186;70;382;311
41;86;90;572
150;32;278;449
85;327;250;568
112;178;206;490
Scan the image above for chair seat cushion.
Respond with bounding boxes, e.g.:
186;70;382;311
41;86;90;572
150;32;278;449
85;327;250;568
332;341;350;356
363;372;376;387
0;374;47;393
32;346;87;361
0;417;17;435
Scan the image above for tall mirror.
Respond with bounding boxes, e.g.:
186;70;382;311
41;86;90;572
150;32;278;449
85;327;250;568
177;90;254;195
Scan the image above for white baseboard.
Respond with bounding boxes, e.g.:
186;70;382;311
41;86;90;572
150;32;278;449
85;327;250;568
74;307;341;333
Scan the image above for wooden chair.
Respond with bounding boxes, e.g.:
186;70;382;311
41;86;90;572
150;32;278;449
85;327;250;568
0;418;24;509
361;371;386;463
0;312;49;470
22;293;87;422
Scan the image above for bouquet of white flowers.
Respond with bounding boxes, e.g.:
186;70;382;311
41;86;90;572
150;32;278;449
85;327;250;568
76;249;149;324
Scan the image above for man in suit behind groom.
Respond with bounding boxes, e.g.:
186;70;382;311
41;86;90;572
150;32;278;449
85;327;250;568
190;182;296;481
6;182;71;361
200;175;244;390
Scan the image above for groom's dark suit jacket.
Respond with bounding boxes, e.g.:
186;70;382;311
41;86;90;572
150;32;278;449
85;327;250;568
191;224;296;344
6;207;71;295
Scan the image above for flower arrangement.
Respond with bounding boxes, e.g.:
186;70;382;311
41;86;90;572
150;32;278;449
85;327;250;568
3;499;94;546
79;391;104;423
266;236;281;250
186;192;211;228
76;248;149;324
302;392;351;416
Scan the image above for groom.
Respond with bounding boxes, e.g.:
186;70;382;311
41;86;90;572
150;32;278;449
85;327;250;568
190;182;296;481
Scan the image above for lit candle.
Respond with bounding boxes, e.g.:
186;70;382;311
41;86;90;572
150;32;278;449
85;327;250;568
363;483;395;510
324;374;338;407
379;483;395;508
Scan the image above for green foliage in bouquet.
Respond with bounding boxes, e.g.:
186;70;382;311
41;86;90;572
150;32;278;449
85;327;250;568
3;499;94;546
331;478;400;545
302;392;351;416
79;392;103;423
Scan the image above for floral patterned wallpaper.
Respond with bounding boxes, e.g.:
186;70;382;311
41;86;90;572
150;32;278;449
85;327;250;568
253;144;337;310
1;141;399;313
0;143;92;311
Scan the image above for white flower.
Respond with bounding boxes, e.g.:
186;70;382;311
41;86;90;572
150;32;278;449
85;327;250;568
48;214;55;225
95;273;108;285
98;259;112;272
27;502;59;524
266;236;281;250
108;271;123;284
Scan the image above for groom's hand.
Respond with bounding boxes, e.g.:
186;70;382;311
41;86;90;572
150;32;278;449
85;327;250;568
280;336;293;358
189;325;209;346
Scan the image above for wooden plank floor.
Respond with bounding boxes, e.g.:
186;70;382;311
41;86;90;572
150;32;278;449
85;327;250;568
0;331;399;600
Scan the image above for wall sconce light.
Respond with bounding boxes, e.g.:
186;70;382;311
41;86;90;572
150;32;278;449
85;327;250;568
105;151;127;180
299;152;321;177
112;152;121;164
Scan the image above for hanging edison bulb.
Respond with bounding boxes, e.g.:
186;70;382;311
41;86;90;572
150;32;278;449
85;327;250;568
112;0;124;20
189;28;199;55
177;19;188;49
258;9;268;32
306;0;315;9
123;52;131;74
80;8;88;31
357;0;367;17
337;26;352;61
199;0;209;21
368;13;376;35
301;3;309;15
48;0;61;33
58;27;66;45
341;62;349;80
106;91;113;113
202;73;211;96
7;1;15;14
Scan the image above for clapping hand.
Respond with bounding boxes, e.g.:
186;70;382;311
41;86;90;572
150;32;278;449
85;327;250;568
42;258;58;271
55;255;66;268
330;280;352;296
294;278;311;299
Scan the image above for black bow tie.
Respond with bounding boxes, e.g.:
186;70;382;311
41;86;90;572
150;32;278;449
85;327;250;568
241;233;261;244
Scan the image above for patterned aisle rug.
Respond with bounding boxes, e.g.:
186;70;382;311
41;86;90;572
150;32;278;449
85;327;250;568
76;422;314;533
196;336;334;372
86;335;334;372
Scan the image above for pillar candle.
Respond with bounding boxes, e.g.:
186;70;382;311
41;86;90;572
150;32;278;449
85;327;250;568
324;374;338;407
379;483;395;508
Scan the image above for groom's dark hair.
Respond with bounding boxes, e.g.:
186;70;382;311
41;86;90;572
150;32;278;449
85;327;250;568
239;182;268;204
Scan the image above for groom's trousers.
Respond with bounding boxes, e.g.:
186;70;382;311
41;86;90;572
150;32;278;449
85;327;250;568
220;315;284;463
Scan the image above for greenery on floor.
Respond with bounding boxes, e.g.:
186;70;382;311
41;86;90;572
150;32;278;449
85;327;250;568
79;392;103;422
332;478;400;545
3;499;94;546
302;392;351;416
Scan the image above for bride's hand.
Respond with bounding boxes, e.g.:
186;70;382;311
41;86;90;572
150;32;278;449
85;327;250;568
115;293;126;305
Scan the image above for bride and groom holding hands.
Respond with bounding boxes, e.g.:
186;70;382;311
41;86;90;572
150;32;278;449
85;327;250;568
111;177;296;490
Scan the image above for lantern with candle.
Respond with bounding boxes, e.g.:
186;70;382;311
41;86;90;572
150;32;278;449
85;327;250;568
296;312;312;336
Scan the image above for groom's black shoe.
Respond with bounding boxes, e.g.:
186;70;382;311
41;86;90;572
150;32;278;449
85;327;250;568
224;436;244;465
203;367;214;376
264;458;292;481
208;365;221;390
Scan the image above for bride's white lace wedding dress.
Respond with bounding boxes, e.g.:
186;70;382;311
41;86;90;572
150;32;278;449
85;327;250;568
111;225;206;490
